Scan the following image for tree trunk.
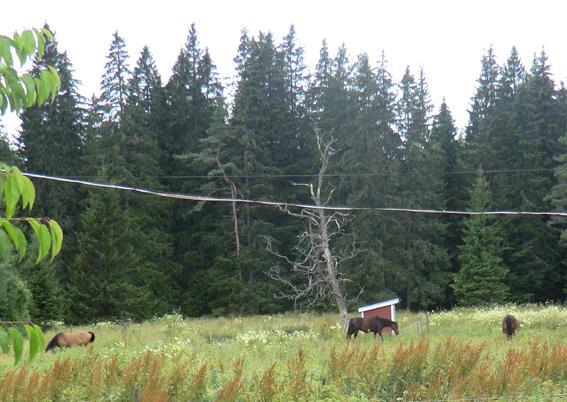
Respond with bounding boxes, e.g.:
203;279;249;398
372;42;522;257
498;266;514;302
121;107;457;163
319;209;349;331
229;183;241;257
217;156;241;257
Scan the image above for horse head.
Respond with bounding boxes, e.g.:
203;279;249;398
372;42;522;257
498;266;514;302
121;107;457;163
391;321;399;335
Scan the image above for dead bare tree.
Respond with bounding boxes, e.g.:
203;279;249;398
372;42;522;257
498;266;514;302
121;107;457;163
216;152;241;256
265;133;358;330
188;148;242;259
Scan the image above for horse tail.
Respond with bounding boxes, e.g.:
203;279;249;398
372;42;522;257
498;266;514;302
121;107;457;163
88;331;96;343
45;332;62;352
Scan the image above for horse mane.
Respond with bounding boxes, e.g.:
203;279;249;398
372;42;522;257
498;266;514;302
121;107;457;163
374;316;396;324
45;332;63;352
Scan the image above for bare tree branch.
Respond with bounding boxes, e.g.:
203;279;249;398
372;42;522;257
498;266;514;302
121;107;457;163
264;132;357;330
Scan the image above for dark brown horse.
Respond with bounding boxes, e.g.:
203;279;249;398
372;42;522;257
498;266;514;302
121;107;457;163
502;314;518;339
346;316;399;341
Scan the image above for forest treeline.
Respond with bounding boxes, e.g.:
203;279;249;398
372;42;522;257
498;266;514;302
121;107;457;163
0;24;566;324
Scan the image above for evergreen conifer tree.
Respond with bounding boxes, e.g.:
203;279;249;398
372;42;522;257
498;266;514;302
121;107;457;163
499;50;563;302
18;25;84;227
18;255;62;323
453;172;510;305
99;31;130;125
549;136;567;245
339;52;404;304
430;101;464;301
223;31;299;314
68;187;152;322
465;47;500;171
123;46;181;314
0;256;32;321
395;67;450;309
68;33;158;322
17;26;82;322
548;135;567;244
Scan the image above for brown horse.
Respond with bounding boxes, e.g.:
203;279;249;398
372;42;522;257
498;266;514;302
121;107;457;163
45;331;95;352
346;316;399;341
502;314;518;339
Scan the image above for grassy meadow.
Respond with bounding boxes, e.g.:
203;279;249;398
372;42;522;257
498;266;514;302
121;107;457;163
1;305;567;401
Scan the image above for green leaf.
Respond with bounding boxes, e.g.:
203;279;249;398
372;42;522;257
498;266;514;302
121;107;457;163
0;91;6;114
2;219;18;242
1;220;27;259
40;70;52;97
12;33;27;65
0;91;8;114
27;218;40;237
47;66;60;100
21;175;35;210
8;328;23;365
21;74;36;106
0;37;14;66
21;31;36;58
33;325;45;354
40;27;53;41
14;227;27;261
25;324;39;363
0;328;10;353
0;229;9;256
24;324;32;339
13;168;26;194
35;77;47;106
3;173;20;219
33;28;45;60
37;224;51;263
48;220;63;260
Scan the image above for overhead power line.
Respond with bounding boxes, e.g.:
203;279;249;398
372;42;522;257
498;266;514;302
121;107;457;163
22;171;567;217
21;167;555;181
160;167;557;180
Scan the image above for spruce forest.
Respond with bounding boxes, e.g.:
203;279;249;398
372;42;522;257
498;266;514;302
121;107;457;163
2;24;566;325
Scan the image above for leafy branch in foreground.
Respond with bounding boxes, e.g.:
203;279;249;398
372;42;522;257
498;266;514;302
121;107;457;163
0;324;45;364
0;27;62;365
0;164;63;262
0;27;60;113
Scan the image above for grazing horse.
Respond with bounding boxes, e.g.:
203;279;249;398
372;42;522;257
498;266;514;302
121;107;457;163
346;316;399;341
45;331;95;352
502;314;518;339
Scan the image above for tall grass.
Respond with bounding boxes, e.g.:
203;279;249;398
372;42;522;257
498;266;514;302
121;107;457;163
1;306;567;401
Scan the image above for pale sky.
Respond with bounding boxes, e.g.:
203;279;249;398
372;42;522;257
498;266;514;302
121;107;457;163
2;0;566;137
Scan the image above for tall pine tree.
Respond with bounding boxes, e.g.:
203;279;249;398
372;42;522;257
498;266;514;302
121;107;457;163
17;25;82;322
395;67;450;309
453;172;510;306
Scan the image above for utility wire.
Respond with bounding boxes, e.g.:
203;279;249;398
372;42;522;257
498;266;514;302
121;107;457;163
22;167;556;181
23;171;567;217
160;167;555;180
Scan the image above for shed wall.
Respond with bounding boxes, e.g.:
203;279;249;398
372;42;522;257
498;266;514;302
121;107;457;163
361;306;392;320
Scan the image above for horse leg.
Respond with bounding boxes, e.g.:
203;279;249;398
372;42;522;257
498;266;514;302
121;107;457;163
347;328;357;339
378;330;384;341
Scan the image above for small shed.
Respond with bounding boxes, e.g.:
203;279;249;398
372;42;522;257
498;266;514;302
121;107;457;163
357;298;400;334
